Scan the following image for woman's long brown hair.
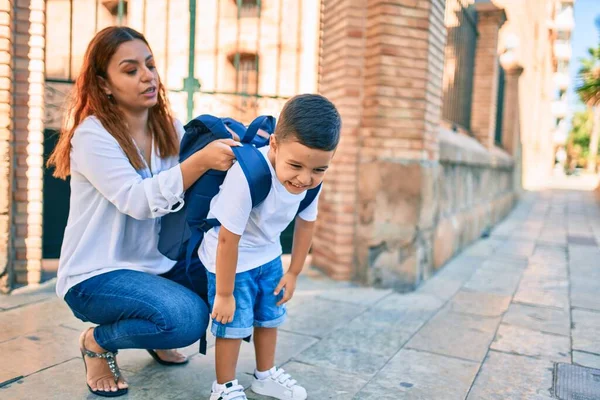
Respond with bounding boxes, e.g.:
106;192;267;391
47;26;179;179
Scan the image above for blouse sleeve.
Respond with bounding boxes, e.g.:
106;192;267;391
70;125;185;220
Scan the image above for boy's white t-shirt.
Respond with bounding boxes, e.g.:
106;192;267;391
198;146;320;274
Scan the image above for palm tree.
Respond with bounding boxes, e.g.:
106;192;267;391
575;22;600;172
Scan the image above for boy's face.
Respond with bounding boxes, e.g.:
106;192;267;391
269;135;335;195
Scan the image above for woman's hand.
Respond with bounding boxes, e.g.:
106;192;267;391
180;139;241;190
200;139;241;171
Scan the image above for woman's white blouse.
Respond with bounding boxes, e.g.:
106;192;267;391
56;116;186;298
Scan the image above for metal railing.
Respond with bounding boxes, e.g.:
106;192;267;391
45;0;300;124
442;0;478;132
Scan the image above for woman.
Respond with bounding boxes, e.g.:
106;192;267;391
48;26;239;397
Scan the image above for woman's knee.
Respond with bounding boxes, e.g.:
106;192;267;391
158;290;210;347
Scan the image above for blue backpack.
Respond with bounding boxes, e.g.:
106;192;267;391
158;114;321;353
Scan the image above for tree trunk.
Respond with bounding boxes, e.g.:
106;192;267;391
587;106;600;173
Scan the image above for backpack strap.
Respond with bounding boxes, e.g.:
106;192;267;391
244;116;275;146
232;144;272;207
185;144;272;272
297;183;322;215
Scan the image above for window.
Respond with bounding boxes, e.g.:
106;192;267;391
228;53;259;122
233;0;260;18
102;0;128;16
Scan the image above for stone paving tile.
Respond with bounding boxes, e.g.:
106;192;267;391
463;238;505;257
494;240;537;257
405;309;501;363
373;292;446;314
482;255;529;269
0;299;78;343
521;263;569;281
315;287;393;307
0;327;81;384
573;351;600;370
246;361;368;400
283;296;368;338
116;354;231;399
513;285;570;310
570;279;600;312
501;303;571;336
491;324;570;363
569;262;600;282
294;306;429;376
0;288;54;311
417;256;483;302
354;349;479;400
568;245;600;268
466;351;554;400
235;330;320;377
446;289;511;317
0;359;90;400
463;268;522;296
427;255;483;282
572;309;600;355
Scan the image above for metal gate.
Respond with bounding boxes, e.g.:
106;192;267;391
43;0;317;256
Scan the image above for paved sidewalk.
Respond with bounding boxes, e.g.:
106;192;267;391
1;177;600;399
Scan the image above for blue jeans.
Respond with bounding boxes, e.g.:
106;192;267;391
207;257;287;339
63;258;209;352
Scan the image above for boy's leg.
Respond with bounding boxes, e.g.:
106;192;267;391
216;338;243;383
253;257;287;371
206;269;257;386
251;258;306;399
253;327;277;372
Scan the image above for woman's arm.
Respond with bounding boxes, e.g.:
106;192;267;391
71;128;239;220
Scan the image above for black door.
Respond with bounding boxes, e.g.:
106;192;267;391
43;129;70;258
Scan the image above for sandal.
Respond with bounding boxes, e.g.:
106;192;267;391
146;349;189;366
79;328;128;397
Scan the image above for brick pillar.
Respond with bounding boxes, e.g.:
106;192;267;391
13;0;45;285
0;0;14;293
470;2;505;149
315;0;447;290
311;0;367;280
500;62;524;192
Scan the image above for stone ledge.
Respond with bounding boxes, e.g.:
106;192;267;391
439;127;514;169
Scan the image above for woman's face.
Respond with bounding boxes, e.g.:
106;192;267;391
102;39;159;112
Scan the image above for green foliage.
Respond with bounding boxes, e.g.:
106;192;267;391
567;110;594;167
576;47;600;106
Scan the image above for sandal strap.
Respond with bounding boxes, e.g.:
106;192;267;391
82;349;122;382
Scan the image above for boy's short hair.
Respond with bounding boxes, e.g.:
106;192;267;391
275;94;341;151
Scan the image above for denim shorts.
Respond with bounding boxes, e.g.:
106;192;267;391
206;257;287;339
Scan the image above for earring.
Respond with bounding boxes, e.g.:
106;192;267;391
107;94;113;100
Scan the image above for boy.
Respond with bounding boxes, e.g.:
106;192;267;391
198;94;341;400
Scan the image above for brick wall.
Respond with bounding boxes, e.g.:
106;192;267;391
315;0;449;290
311;0;366;281
0;0;14;292
13;0;44;285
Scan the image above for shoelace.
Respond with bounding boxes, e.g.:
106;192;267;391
270;368;298;389
220;383;246;400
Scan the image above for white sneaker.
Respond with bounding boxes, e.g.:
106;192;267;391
209;379;248;400
251;367;307;400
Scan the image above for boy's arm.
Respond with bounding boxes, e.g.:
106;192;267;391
212;226;241;324
207;162;251;324
275;216;315;306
